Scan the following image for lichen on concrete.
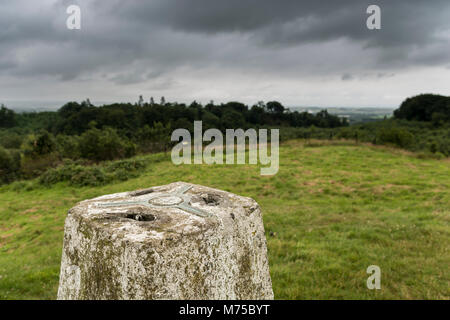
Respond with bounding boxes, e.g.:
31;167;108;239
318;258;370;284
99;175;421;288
57;181;274;300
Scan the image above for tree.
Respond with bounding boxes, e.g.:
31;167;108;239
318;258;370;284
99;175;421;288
138;95;144;107
0;147;20;184
79;127;136;161
23;130;57;158
58;102;83;119
56;134;81;159
256;101;265;109
221;109;246;130
81;98;92;107
160;96;166;105
190;100;201;108
224;102;248;114
249;105;264;124
21;131;59;178
376;127;413;148
202;111;221;130
0;105;16;128
394;94;450;122
266;101;285;114
136;122;172;153
0;133;23;149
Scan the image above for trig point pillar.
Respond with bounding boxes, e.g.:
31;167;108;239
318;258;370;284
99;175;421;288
57;182;273;300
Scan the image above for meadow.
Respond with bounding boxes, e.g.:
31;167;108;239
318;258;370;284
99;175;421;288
0;139;449;299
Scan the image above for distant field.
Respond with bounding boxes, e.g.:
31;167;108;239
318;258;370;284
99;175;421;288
0;140;449;299
291;106;394;124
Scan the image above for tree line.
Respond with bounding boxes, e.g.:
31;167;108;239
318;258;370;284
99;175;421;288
1;94;449;185
0;100;346;184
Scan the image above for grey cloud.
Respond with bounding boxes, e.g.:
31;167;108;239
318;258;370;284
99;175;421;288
342;73;354;81
2;1;450;78
376;73;395;79
119;0;450;48
341;72;394;82
0;0;449;105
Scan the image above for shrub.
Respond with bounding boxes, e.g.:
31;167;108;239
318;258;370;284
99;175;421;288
21;153;60;179
39;163;108;187
56;135;81;159
0;133;23;149
105;159;147;181
78;127;136;161
0;147;21;184
136;122;172;153
70;167;108;187
104;159;147;172
10;180;36;192
0;105;16;128
39;158;147;187
376;127;414;148
22;130;57;158
201;112;220;130
19;130;60;178
111;168;139;181
38;164;75;186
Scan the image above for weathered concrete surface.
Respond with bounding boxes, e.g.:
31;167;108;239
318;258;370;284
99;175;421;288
57;182;273;300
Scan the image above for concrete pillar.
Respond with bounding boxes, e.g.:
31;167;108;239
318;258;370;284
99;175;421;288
57;182;273;300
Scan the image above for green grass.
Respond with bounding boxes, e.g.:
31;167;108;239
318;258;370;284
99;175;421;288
0;140;449;299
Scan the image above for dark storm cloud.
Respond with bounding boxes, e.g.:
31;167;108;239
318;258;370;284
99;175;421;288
121;0;450;47
0;0;449;85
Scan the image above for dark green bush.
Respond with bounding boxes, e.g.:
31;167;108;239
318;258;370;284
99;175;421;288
0;105;16;128
105;159;147;181
104;159;147;172
0;147;21;184
394;94;450;122
111;168;139;181
431;138;450;156
0;133;23;149
79;127;136;161
376;127;414;148
38;162;78;186
70;167;108;187
19;130;60;178
136;122;172;153
10;180;36;192
22;130;57;158
39;163;108;187
21;153;60;179
56;135;81;159
221;109;246;130
39;158;147;187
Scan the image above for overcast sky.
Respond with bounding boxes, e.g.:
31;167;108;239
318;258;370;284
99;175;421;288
1;0;450;109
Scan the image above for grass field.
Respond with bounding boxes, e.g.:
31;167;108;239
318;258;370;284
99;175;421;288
0;140;449;299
